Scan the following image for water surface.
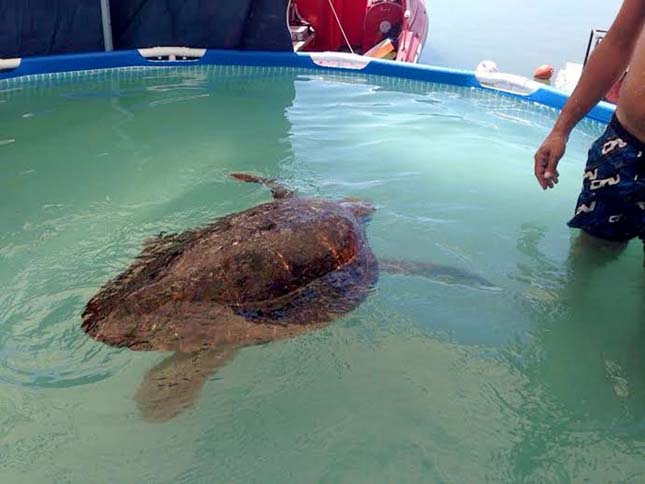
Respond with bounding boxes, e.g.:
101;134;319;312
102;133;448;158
1;67;644;482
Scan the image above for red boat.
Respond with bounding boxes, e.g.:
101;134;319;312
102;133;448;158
288;0;429;63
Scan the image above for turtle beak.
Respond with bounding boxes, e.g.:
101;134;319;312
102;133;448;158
341;198;376;220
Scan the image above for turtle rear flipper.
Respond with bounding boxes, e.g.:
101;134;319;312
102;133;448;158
230;172;295;199
379;258;500;291
135;347;237;423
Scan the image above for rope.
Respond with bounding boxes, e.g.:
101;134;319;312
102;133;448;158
326;0;354;54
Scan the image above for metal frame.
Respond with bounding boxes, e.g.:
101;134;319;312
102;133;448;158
584;29;607;65
100;0;114;52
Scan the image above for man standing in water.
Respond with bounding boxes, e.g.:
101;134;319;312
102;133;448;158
535;0;645;252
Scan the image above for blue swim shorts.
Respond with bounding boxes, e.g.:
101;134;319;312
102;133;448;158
568;114;645;242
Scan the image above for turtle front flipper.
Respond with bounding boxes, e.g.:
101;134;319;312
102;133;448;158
379;258;501;292
134;347;237;423
230;172;295;199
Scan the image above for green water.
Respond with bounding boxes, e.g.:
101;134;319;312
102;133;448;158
1;67;644;483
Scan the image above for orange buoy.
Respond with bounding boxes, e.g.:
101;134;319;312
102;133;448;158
533;64;554;81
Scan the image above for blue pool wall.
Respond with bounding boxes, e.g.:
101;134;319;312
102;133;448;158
0;49;615;125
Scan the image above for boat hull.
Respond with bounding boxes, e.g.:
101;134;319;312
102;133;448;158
290;0;428;63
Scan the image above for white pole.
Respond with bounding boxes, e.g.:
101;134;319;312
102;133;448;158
100;0;114;51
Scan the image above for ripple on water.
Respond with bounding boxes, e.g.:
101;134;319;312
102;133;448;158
0;284;127;388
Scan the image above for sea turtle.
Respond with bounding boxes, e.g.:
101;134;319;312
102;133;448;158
82;173;496;422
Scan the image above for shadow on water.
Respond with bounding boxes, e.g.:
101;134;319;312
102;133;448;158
500;224;645;479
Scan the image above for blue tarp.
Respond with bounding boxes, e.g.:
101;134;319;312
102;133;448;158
0;0;104;58
0;0;291;58
111;0;291;51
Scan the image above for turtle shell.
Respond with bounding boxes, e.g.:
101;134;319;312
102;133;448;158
81;197;378;352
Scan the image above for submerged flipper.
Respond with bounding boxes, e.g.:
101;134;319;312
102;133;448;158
135;347;238;423
379;258;500;291
230;172;295;199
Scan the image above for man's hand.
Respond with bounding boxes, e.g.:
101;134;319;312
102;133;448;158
532;0;645;190
534;132;568;190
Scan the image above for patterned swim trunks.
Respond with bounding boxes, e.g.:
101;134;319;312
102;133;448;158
568;114;645;242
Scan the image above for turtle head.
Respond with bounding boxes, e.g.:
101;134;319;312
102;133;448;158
340;198;376;220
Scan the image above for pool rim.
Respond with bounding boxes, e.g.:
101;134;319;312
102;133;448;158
0;49;615;124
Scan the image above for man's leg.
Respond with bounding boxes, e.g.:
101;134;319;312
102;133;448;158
563;230;629;301
568;230;629;273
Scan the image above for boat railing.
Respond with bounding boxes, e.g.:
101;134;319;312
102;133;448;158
584;29;607;65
